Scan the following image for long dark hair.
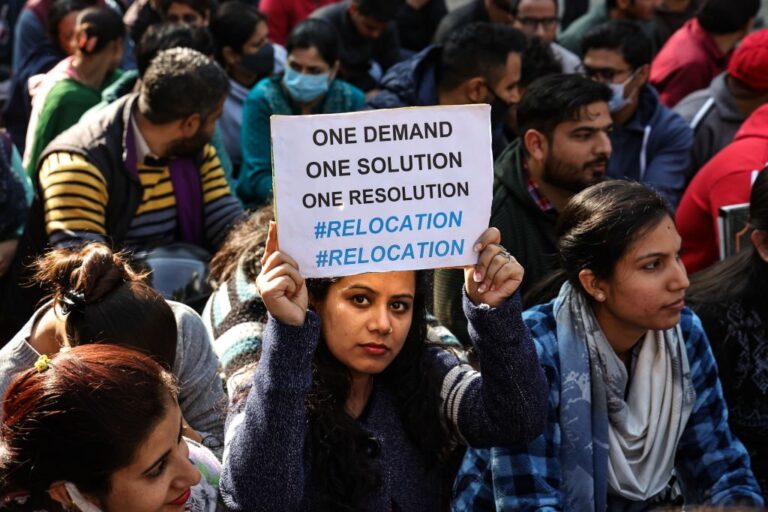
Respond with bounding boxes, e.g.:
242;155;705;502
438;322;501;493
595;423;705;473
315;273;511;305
33;243;177;369
524;180;672;305
688;169;768;304
212;213;449;510
0;344;177;509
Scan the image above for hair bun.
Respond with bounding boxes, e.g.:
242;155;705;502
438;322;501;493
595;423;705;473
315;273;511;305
34;244;144;305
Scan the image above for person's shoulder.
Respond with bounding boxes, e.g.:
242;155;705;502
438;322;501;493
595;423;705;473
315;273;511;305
311;2;344;22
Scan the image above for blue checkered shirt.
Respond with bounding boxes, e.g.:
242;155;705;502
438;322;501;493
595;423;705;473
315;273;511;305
452;303;764;511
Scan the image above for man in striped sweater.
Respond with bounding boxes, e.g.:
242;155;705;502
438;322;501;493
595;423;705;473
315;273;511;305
0;47;244;341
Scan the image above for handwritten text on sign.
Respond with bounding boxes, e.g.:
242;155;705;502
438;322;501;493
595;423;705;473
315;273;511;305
272;104;493;278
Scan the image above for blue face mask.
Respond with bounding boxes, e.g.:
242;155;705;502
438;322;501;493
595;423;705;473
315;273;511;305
282;66;331;103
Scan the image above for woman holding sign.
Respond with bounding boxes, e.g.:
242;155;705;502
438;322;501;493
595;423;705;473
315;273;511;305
219;223;548;510
238;18;365;208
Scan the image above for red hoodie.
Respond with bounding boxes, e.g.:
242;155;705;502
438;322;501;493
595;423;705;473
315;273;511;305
259;0;341;46
676;104;768;273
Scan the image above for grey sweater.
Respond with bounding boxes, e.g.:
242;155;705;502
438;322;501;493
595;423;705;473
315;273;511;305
220;292;548;511
0;301;226;452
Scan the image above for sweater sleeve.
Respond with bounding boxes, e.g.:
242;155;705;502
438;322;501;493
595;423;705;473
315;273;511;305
431;289;548;447
453;305;564;511
172;302;227;455
220;312;321;511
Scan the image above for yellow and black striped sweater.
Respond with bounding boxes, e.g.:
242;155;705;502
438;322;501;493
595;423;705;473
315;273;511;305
39;143;242;250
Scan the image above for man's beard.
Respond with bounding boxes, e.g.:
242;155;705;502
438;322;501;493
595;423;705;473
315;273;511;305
542;152;608;193
166;127;210;159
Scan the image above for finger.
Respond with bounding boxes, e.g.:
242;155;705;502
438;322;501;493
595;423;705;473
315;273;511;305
263;262;304;296
472;243;505;285
261;274;298;299
472;227;501;253
479;250;513;294
488;255;524;293
261;248;301;277
261;221;278;266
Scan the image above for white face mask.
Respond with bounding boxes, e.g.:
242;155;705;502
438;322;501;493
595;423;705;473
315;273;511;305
608;69;640;113
64;482;103;512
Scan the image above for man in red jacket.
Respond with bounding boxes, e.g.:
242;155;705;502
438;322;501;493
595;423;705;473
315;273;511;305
650;0;758;107
676;103;768;273
259;0;340;46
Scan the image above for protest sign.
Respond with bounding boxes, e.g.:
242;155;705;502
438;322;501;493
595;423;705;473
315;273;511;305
271;104;493;278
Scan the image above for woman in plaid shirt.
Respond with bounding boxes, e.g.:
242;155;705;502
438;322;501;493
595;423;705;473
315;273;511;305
454;180;764;511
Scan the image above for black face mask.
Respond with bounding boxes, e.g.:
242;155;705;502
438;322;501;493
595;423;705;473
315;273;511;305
486;84;511;127
240;43;275;79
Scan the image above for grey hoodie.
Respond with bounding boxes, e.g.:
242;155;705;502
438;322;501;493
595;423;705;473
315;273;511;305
675;72;746;181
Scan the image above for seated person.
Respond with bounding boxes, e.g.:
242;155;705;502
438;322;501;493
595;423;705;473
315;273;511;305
434;74;612;344
433;0;514;43
676;104;768;273
159;0;210;26
203;207;463;396
238;18;364;208
395;0;446;53
12;0;99;73
311;0;403;93
23;6;124;179
650;0;759;107
581;20;693;209
0;47;243;340
258;0;340;47
0;243;226;451
210;1;287;174
0;344;223;511
687;169;768;492
81;23;236;190
4;0;91;152
367;22;526;158
219;220;548;509
675;29;768;182
510;0;580;73
454;180;764;510
558;0;658;56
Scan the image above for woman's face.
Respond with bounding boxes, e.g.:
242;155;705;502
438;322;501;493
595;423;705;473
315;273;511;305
314;271;416;377
99;402;201;511
594;216;690;349
287;46;332;75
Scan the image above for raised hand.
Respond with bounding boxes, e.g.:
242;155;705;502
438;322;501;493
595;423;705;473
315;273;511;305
464;227;524;308
257;222;309;326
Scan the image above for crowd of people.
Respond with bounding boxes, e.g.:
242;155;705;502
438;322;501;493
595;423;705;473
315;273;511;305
0;0;766;510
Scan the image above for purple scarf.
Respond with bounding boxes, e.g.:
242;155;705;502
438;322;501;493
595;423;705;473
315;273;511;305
125;127;204;246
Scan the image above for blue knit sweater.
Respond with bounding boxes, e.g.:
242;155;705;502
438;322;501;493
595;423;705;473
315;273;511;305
220;292;548;511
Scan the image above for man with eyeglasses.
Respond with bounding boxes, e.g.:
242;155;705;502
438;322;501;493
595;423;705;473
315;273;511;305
581;20;692;209
509;0;580;73
559;0;660;56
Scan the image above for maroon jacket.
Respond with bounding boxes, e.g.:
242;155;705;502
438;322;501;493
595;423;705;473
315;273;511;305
650;18;731;108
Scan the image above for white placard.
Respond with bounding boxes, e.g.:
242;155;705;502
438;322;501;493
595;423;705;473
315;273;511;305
271;104;493;278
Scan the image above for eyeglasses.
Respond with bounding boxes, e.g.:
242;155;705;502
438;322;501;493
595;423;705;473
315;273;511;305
516;16;560;29
579;64;633;82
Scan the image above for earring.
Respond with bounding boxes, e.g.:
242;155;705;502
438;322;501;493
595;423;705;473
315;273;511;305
595;292;605;302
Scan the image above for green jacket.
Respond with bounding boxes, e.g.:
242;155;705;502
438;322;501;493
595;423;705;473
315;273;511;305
433;139;559;345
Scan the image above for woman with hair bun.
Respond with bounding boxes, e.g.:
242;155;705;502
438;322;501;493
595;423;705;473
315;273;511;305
455;180;763;510
0;243;226;453
24;6;125;178
0;344;223;511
